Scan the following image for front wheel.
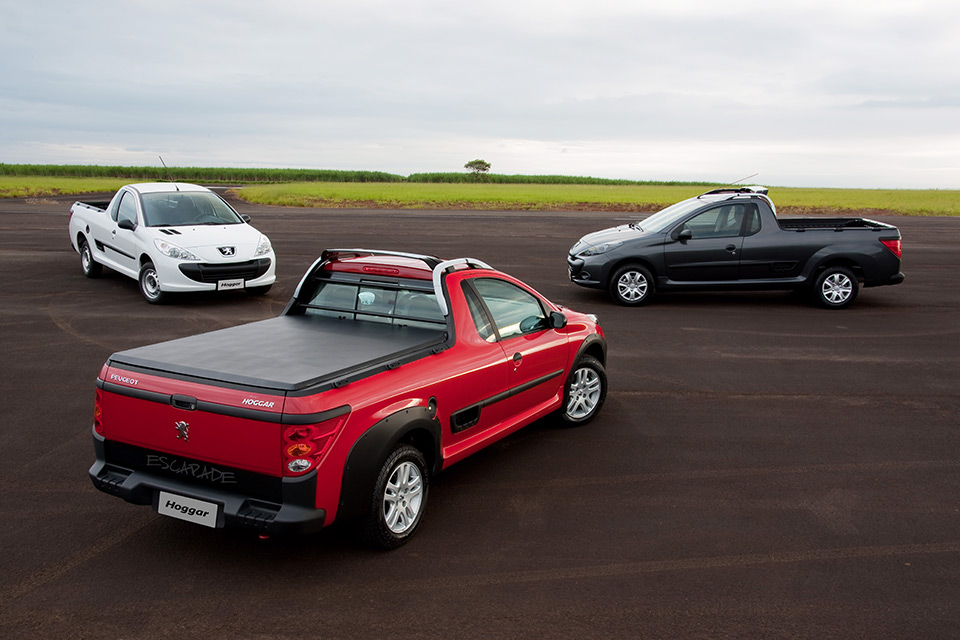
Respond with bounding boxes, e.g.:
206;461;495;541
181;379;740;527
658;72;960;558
79;238;102;278
138;262;169;304
559;355;608;425
360;445;429;549
814;266;858;309
609;264;654;306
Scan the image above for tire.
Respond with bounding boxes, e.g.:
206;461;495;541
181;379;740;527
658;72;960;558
814;266;858;309
559;355;608;426
138;262;169;304
79;238;102;278
246;284;273;296
609;264;653;306
360;444;429;549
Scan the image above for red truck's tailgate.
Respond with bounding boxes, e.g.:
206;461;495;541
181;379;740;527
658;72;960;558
98;365;285;476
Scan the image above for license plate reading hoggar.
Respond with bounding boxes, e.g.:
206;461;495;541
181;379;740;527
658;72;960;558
217;278;244;291
157;491;219;528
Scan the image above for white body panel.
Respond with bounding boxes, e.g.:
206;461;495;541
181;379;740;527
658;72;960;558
68;183;276;297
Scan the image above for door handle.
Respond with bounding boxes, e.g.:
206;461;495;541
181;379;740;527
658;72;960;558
512;352;523;367
725;244;737;254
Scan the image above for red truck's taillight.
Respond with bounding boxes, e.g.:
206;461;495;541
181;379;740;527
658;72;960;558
94;389;104;434
881;238;902;258
282;414;348;476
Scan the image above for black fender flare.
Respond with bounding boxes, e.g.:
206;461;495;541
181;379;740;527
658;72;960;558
337;405;441;522
574;334;607;367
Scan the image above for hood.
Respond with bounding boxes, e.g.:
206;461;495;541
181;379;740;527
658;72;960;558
569;224;647;256
148;223;266;261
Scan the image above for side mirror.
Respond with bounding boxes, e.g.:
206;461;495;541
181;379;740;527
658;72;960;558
241;214;251;223
549;311;568;329
118;218;136;231
520;315;546;333
676;228;693;242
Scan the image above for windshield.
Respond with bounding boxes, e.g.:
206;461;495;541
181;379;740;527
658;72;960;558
632;197;708;233
141;192;243;227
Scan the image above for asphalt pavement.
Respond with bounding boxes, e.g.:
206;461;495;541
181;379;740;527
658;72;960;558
1;193;958;639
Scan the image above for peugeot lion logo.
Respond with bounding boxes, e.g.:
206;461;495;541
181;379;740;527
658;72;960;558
218;246;236;257
174;421;190;442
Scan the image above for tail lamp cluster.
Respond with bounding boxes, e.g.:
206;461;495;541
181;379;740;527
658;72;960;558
94;389;104;435
282;415;347;476
881;238;902;258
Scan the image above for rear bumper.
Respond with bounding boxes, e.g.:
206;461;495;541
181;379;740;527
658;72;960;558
89;430;325;535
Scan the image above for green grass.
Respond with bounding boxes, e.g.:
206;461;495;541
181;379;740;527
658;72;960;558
2;166;959;215
0;176;131;198
235;182;960;216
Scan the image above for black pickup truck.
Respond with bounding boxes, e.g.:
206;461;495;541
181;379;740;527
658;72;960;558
567;187;904;309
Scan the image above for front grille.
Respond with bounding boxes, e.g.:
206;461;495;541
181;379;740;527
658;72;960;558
179;258;271;283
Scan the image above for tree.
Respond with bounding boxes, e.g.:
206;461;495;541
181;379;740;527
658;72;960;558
464;159;491;180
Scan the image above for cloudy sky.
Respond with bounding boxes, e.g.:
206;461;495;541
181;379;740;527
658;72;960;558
2;0;959;188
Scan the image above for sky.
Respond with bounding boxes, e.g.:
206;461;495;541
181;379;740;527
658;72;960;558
2;0;959;189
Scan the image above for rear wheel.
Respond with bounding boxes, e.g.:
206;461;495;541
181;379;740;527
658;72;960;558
138;262;169;304
360;444;428;549
814;266;858;309
609;264;653;306
79;238;102;278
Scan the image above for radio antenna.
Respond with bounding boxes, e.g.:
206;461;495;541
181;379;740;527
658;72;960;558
158;155;179;190
726;173;758;186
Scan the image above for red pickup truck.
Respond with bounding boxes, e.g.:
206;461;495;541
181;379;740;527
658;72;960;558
89;250;607;547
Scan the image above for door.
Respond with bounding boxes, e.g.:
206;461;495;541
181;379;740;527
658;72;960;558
468;277;569;422
98;190;141;275
664;203;749;282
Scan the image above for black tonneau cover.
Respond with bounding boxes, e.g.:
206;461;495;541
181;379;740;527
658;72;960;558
108;314;447;392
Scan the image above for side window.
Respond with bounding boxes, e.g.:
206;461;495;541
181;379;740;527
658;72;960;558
116;192;138;227
681;204;748;239
744;203;761;235
472;278;547;341
462;283;496;342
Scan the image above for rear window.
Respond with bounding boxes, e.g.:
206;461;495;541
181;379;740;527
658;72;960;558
302;280;444;328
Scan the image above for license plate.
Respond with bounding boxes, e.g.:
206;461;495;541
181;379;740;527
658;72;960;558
157;491;219;528
217;278;244;291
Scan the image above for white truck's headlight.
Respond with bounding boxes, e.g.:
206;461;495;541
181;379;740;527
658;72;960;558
154;239;201;261
254;235;272;257
578;240;623;257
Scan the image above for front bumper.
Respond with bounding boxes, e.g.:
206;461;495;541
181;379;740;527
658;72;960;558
567;255;604;288
89;430;325;535
154;254;276;293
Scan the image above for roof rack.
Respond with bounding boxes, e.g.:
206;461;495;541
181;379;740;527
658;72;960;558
699;185;769;197
292;249;492;316
432;257;492;316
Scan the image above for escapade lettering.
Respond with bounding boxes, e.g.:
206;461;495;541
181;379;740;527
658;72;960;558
146;454;237;484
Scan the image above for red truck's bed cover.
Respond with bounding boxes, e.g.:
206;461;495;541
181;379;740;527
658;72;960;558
107;314;447;392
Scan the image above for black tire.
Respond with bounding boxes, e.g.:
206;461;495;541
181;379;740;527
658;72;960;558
814;266;859;309
609;263;654;306
559;355;608;426
79;238;102;278
247;284;273;296
359;444;429;549
138;262;169;304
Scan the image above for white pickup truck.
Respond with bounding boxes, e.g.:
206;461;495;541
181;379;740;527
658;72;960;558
68;182;276;303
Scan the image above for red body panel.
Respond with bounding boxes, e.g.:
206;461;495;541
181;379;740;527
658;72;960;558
93;256;605;532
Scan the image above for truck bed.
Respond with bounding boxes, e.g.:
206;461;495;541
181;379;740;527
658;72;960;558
107;314;447;392
777;217;894;231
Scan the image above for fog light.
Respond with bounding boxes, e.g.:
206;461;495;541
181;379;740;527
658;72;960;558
287;459;312;473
